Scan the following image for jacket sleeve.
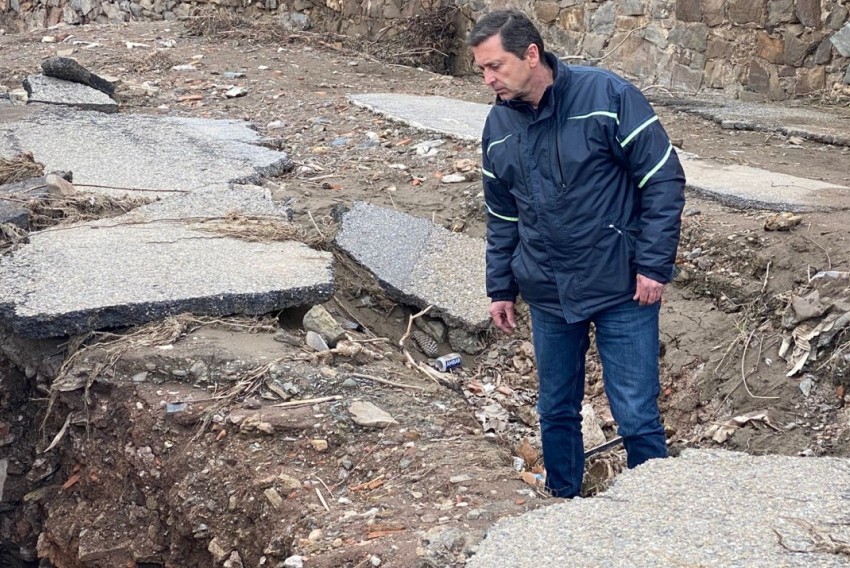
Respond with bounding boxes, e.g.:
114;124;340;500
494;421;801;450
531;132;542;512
482;123;520;302
615;84;686;284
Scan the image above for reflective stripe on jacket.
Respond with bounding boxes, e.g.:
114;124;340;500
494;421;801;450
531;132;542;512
482;53;686;322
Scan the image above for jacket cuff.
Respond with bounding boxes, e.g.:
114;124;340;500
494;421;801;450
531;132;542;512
489;291;517;302
637;266;674;285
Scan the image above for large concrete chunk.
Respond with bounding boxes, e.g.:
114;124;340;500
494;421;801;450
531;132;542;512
23;75;117;113
0;108;292;198
336;202;489;331
348;93;491;141
682;154;850;211
0;222;334;338
469;450;850;568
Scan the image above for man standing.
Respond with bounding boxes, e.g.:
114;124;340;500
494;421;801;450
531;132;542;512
469;9;686;498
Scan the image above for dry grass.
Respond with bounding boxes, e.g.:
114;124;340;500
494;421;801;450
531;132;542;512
28;193;154;231
184;5;460;73
198;213;333;248
0;152;44;185
0;222;28;256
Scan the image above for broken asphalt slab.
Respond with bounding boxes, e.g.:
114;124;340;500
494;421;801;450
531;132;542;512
335;201;489;331
23;75;117;114
469;449;850;568
350;93;850;211
348;93;491;141
0;107;291;197
41;57;116;96
657;97;850;147
0;222;334;338
680;154;850;211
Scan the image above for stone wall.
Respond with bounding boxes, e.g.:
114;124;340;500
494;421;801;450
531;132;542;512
2;0;850;100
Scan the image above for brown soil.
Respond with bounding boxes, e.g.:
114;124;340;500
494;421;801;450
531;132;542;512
2;18;850;568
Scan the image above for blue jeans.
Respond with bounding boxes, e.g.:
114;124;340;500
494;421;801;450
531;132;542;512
530;299;668;498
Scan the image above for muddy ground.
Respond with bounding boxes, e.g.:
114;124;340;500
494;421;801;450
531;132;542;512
2;18;850;568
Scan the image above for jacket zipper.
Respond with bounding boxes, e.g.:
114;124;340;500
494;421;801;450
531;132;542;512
609;224;624;236
553;108;567;191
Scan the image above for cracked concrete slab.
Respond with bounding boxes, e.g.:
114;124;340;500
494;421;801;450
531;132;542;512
335;201;489;331
351;93;850;211
348;93;491;141
657;97;850;146
0;107;291;198
0;221;333;338
23;75;118;113
469;449;850;568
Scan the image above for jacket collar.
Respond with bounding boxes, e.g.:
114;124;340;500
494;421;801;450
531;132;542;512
497;52;569;119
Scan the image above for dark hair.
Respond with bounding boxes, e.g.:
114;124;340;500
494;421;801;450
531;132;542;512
467;9;545;60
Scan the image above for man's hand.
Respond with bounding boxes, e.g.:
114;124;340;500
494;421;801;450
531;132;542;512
633;274;665;306
489;300;516;333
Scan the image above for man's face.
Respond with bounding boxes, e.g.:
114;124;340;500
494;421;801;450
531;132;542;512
471;34;534;102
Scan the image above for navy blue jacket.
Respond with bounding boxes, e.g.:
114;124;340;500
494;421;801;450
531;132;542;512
482;53;686;322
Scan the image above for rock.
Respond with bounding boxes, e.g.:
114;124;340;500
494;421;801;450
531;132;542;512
308;529;322;541
310;439;328;451
278;473;301;490
763;212;802;231
450;474;472;484
415;317;446;342
223;551;243;568
448;328;485;355
581;404;607;450
223;71;246;79
273;329;302;346
225;87;248;98
208;537;230;563
283;556;304;568
305;331;330;352
44;173;75;195
302;305;346;347
41;57;116;96
831;23;850;57
22;75;118;113
348;401;397;428
440;173;467;184
264;488;283;508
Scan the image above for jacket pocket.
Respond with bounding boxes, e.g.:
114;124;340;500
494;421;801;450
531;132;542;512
569;221;635;298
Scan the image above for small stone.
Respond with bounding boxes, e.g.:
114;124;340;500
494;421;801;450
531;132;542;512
42;36;57;43
450;474;472;484
684;207;701;216
264;487;283;508
208;538;229;563
223;71;245;79
283;556;303;568
441;173;467;184
370;556;381;567
686;248;702;260
348;401;397;428
171;64;196;71
466;509;481;521
448;328;485;355
310;439;329;452
57;48;76;57
225;87;248;98
319;366;337;378
305;331;330;352
342;378;358;388
131;371;148;383
223;551;243;568
273;329;302;346
278;473;301;490
303;305;347;347
258;65;269;70
308;529;322;541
